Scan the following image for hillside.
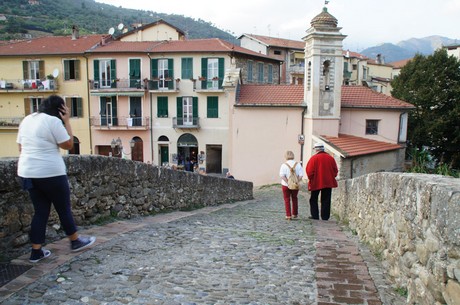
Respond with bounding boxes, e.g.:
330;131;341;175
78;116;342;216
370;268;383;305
361;35;459;63
0;0;238;43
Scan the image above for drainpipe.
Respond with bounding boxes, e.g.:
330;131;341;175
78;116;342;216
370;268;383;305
84;54;93;154
300;106;307;165
147;53;154;163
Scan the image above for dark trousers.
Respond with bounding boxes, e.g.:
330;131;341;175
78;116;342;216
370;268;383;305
26;175;77;244
282;185;299;217
309;188;332;220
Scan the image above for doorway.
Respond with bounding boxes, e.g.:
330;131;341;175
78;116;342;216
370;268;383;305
206;145;222;174
177;133;198;167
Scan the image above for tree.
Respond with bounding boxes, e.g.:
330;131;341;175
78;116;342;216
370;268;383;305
391;49;460;169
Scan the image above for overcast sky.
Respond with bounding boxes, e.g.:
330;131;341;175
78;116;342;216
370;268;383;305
95;0;460;51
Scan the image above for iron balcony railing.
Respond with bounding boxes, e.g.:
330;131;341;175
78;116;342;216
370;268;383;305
0;79;58;92
172;117;200;129
90;116;150;130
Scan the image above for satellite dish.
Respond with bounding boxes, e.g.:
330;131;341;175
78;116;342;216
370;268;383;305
52;68;59;78
108;27;115;35
117;23;124;30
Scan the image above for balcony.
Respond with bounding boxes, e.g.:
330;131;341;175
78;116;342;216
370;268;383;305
90;116;150;130
288;64;305;75
0;117;22;129
0;79;58;93
172;117;200;129
89;78;146;97
145;78;180;92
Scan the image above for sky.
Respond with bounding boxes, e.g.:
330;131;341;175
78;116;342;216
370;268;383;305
95;0;460;51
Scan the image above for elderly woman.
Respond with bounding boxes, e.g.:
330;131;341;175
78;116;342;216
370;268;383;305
279;150;303;220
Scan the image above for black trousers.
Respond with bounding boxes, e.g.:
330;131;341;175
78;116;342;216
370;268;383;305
309;188;332;220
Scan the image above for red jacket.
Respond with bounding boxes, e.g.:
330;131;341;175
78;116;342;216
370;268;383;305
306;151;338;191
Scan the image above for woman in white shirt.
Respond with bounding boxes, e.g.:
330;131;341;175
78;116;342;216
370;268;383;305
17;95;95;263
279;150;303;220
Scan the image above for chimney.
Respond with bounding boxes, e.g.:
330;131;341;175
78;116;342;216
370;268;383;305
72;25;79;40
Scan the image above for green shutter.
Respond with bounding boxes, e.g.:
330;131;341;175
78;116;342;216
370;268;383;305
75;60;81;80
218;58;224;88
181;58;192;79
77;98;83;117
64;60;70;80
168;58;174;89
110;59;117;88
93;60;99;81
176;97;182;118
192;97;198;118
151;59;158;78
201;58;207;89
157;96;168;117
23;61;28;79
39;61;44;79
207;96;218;118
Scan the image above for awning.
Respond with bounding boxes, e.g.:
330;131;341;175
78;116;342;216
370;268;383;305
91;91;145;97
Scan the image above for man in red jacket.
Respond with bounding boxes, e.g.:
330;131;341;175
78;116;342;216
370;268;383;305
306;142;338;220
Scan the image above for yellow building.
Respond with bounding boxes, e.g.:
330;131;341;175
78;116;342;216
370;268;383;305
0;31;105;157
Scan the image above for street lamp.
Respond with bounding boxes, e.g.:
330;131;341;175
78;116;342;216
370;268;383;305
110;137;135;157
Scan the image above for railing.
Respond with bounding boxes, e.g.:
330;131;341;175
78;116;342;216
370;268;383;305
288;64;305;74
0;79;58;91
0;117;23;128
172;117;200;129
89;78;145;90
144;78;179;91
90;116;150;130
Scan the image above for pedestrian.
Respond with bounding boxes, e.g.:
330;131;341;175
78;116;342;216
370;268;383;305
184;157;193;172
279;150;303;220
17;95;96;263
306;142;338;220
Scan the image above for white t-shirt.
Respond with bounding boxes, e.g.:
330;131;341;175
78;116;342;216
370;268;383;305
17;112;70;178
279;160;304;187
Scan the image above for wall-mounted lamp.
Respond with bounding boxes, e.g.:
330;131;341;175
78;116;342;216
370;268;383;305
110;137;135;157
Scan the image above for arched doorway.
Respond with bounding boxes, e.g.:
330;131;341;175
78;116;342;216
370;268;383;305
158;135;169;166
177;133;198;169
131;136;143;162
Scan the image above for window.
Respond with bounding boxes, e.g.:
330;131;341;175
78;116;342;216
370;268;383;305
64;59;80;80
94;59;116;88
258;62;264;83
157;96;168;117
352;64;357;70
274;50;282;55
181;58;193;79
129;97;142;126
200;58;224;89
366;120;379;135
207;96;218;118
23;97;42;114
129;59;141;88
23;60;44;80
151;58;173;89
268;64;273;83
248;61;253;82
65;97;83;117
176;96;198;126
100;96;118;126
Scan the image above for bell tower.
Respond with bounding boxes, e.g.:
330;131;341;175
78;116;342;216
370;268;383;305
303;6;346;156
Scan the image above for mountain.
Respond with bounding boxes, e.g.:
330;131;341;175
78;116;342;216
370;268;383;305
0;0;238;43
361;36;460;63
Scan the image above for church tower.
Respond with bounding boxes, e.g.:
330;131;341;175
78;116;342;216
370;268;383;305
303;6;346;158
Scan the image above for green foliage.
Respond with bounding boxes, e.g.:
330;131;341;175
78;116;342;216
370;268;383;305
395;286;408;297
391;49;460;170
0;0;237;43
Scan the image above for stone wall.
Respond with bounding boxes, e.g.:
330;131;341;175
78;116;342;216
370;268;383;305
332;172;460;305
0;155;253;260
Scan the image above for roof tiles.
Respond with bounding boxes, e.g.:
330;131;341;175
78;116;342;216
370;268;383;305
341;86;414;109
237;84;304;106
322;134;403;157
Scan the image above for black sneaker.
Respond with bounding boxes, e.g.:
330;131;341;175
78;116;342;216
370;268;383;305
71;236;96;252
29;248;51;263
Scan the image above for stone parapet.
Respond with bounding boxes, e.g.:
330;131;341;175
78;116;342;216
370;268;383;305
332;172;460;305
0;156;253;259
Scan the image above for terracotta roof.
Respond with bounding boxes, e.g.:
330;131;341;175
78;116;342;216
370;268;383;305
239;34;304;50
0;35;106;56
342;50;367;59
89;38;279;61
341;86;414;109
311;7;338;28
237;84;304;106
388;58;412;69
322;134;403;157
